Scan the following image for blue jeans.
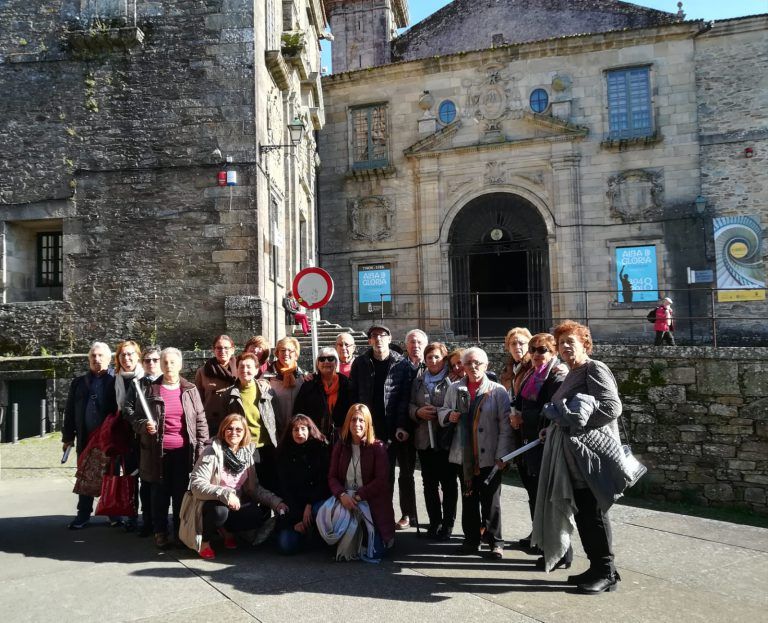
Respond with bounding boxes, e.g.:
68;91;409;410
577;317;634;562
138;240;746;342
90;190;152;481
276;500;323;555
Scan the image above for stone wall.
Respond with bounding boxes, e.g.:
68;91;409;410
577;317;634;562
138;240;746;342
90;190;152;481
3;343;766;514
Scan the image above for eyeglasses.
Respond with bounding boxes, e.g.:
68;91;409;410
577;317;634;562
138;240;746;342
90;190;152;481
463;360;486;368
278;349;296;355
225;426;244;434
143;357;160;363
317;356;336;363
214;346;233;352
119;351;137;358
529;346;550;355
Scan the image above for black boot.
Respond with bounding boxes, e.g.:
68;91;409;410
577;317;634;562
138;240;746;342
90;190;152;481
578;571;621;594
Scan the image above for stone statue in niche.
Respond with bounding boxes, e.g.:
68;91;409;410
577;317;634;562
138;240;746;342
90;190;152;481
606;169;664;221
485;161;509;185
349;196;395;242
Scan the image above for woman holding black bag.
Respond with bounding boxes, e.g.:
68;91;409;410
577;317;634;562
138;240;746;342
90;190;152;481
409;342;457;540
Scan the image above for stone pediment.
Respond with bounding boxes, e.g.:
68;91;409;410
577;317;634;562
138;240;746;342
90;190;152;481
404;111;587;158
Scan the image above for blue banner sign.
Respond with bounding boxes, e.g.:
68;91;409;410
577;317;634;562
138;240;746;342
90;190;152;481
616;245;658;303
358;263;392;315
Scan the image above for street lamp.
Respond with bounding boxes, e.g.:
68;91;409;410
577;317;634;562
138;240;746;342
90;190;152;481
259;117;305;154
694;195;707;215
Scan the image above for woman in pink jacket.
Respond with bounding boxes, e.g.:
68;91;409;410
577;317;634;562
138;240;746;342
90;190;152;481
654;297;675;346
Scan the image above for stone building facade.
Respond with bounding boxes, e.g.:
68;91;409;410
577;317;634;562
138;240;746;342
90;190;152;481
317;1;768;344
0;0;328;355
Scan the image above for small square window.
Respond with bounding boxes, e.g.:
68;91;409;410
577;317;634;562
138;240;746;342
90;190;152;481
37;232;63;288
606;67;652;139
351;104;388;170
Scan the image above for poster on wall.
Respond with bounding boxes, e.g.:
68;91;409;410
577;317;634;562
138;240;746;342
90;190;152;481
714;215;766;302
358;263;392;315
615;245;659;303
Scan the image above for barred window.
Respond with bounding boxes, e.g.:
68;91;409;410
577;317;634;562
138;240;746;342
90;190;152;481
607;67;652;139
351;104;388;169
37;232;63;287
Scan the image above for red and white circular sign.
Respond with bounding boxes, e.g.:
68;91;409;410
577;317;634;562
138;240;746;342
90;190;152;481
292;267;334;310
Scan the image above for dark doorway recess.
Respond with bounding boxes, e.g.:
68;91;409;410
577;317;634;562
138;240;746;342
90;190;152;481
449;193;550;338
5;379;46;442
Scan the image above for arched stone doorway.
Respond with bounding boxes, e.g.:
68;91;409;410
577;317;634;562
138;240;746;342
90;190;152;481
448;192;550;338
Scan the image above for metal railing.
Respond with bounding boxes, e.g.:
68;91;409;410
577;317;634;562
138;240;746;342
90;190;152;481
366;287;768;346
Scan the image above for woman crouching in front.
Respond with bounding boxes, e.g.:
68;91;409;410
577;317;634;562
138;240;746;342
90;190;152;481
187;413;287;559
320;404;394;560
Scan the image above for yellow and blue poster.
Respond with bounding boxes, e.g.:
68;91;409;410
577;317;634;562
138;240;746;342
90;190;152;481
615;245;659;303
714;215;766;302
358;263;392;315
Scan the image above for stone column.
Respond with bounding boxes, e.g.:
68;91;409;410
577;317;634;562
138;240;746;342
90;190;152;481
550;148;586;322
414;158;446;335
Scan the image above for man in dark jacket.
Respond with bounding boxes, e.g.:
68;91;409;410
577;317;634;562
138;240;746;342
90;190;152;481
62;341;117;529
349;325;416;528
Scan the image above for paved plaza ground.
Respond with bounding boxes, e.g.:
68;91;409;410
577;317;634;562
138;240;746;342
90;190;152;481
0;435;766;622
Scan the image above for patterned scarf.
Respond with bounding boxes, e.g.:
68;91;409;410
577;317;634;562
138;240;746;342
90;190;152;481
223;445;249;475
521;357;558;402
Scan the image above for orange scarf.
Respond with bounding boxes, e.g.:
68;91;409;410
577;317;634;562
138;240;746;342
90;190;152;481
275;361;297;389
323;373;340;414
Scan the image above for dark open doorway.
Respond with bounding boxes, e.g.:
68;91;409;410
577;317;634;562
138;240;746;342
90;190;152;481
449;192;550;339
5;379;46;442
470;251;528;338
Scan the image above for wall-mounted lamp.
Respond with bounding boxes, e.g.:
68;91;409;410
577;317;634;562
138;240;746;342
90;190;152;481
694;195;707;215
260;117;306;154
744;147;754;159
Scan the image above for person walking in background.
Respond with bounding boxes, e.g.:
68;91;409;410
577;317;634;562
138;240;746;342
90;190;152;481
654;297;675;346
335;332;357;377
283;290;310;336
195;335;238;434
62;342;117;530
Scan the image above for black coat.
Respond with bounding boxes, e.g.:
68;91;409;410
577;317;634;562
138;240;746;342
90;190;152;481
63;371;117;454
275;439;330;527
292;373;352;442
348;349;414;443
514;360;568;473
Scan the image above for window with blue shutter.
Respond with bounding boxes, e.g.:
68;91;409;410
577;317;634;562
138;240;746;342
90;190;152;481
351;104;389;169
607;67;652;139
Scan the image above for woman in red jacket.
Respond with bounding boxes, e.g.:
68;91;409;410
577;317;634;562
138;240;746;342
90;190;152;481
327;404;395;552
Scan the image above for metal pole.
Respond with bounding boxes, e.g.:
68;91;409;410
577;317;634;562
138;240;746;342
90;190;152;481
380;293;385;322
474;292;481;341
710;288;717;348
12;403;19;444
687;285;694;343
40;399;47;438
310;308;319;364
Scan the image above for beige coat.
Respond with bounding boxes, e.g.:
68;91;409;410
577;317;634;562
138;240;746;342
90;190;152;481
179;440;283;552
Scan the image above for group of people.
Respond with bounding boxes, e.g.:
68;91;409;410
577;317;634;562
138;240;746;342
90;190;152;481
62;319;635;594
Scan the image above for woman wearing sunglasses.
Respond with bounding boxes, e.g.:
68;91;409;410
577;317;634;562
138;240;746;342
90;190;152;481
185;413;287;559
514;333;569;568
292;347;351;444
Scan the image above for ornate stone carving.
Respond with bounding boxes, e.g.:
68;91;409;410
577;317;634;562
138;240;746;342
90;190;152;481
348;196;394;241
485;161;508;185
607;169;664;221
516;170;545;187
462;64;524;136
447;177;473;194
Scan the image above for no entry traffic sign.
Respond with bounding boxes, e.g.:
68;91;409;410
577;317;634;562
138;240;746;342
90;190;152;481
292;267;334;310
